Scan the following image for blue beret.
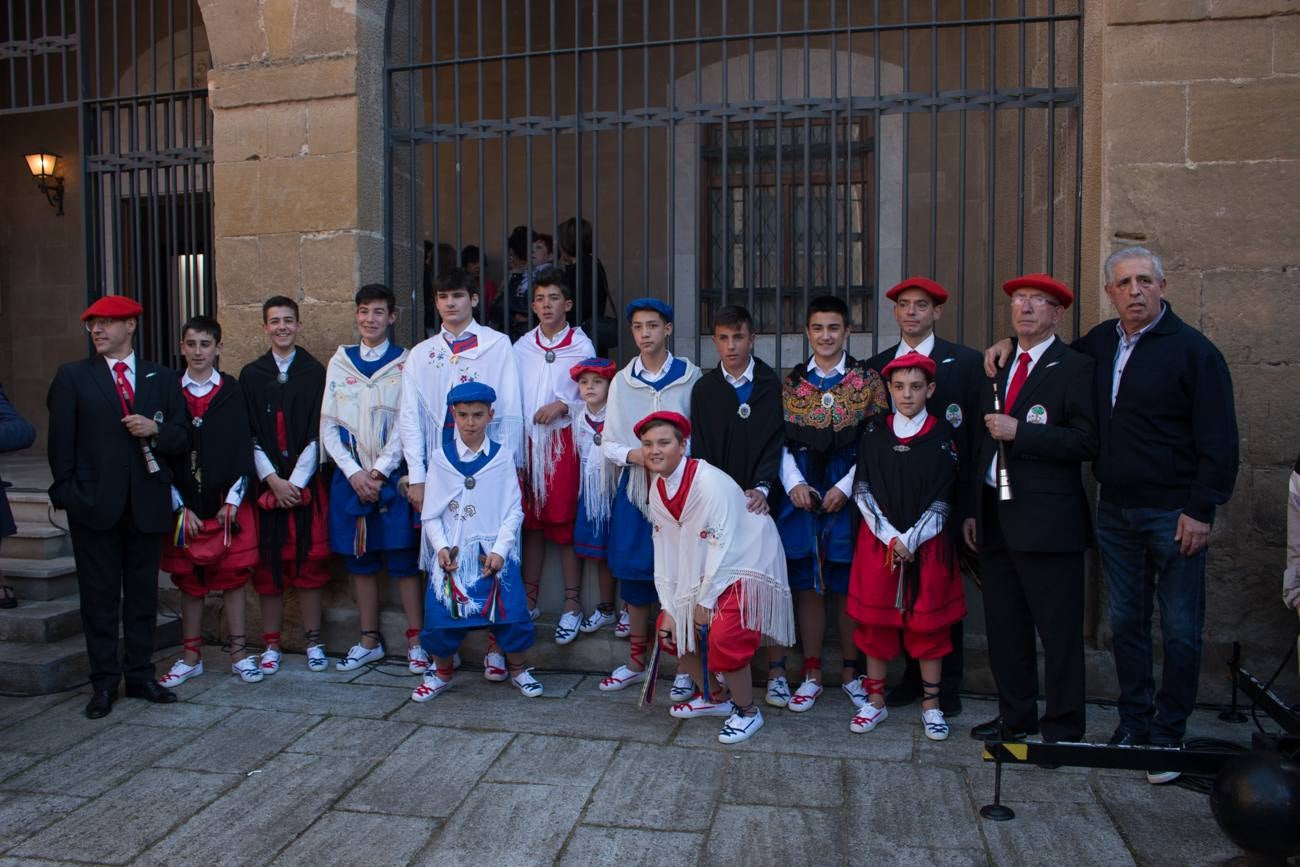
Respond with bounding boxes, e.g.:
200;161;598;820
624;297;673;324
446;382;497;406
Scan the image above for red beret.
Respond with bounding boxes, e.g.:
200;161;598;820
1002;273;1074;309
886;277;949;305
881;350;937;381
634;411;691;441
81;295;143;321
569;357;617;382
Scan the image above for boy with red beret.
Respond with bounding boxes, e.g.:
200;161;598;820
568;357;621;637
638;411;794;743
847;351;965;739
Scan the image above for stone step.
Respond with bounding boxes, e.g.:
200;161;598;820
0;556;79;601
0;595;82;643
0;612;184;696
7;491;63;526
3;522;71;560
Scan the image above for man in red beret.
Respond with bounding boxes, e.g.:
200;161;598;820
866;277;984;717
964;274;1098;747
47;295;189;718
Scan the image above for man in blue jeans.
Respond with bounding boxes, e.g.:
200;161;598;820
987;247;1239;784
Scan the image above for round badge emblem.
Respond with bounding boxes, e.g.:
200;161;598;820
464;477;477;489
820;393;835;410
544;350;556;363
945;403;963;428
1027;404;1048;425
737;402;751;419
593;433;602;446
276;372;288;384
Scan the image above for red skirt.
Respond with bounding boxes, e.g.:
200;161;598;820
523;427;580;528
846;524;966;634
654;584;762;674
251;479;333;594
162;500;259;596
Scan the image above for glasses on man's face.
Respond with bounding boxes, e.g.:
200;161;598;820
84;317;119;332
1009;295;1060;310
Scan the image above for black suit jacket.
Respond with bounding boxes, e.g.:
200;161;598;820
46;356;189;534
970;336;1098;553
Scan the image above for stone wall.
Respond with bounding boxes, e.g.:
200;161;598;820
1098;0;1300;692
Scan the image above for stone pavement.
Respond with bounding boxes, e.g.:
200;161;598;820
0;653;1251;866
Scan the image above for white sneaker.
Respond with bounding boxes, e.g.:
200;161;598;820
598;664;647;692
231;657;264;683
719;709;764;744
786;680;823;713
850;703;889;734
259;647;282;675
483;651;508;682
614;605;631;639
529;607;541;622
158;658;203;688
670;673;697;702
841;676;869;708
669;694;734;719
306;644;328;672
411;670;453;703
922;708;949;741
452;652;462;670
579;607;616;633
407;644;430;674
511;668;544;697
554;610;582;645
1146;770;1181;785
765;676;791;708
336;642;385;672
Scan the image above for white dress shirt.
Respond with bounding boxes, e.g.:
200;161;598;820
632;351;675;383
104;352;136;392
1111;303;1166;406
780;352;856;497
360;338;391;361
894;332;936;359
659;455;690;501
892;406;929;439
252;348;319;488
985;335;1055;487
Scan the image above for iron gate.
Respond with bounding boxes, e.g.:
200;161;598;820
388;0;1084;365
0;0;214;367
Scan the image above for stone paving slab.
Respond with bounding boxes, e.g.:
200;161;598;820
8;767;237;865
557;826;705;865
670;702;917;762
127;700;240;730
584;742;726;832
337;727;513;818
189;671;411;718
980;800;1137;866
1093;773;1245;866
0;791;86;856
964;763;1102;804
137;753;378;867
483;733;618;787
705;804;844;867
283;716;416;758
2;723;196;797
416;782;589;866
846;762;986;853
0;693;148;754
272;810;434;866
0;692;74;728
0;752;40;785
871;847;991;866
155;708;323;774
720;751;845;808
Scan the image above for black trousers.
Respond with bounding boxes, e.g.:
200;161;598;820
69;508;165;690
980;490;1086;742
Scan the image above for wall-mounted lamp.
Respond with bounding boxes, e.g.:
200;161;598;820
25;153;65;216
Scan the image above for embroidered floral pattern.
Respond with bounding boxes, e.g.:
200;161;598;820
699;525;723;544
783;366;888;431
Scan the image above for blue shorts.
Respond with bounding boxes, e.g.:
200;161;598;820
787;557;851;595
573;491;610;561
420;619;536;659
607;473;653;582
619;578;659;607
344;547;420;578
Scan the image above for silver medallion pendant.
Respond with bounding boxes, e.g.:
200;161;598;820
737;402;751;419
593;433;602;445
820;392;835;409
544;350;556;363
892;444;911;453
192;417;204;429
277;371;288;384
464;477;476;490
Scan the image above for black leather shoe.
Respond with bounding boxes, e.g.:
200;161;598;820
885;680;922;708
1107;727;1148;747
124;680;178;704
940;691;963;718
85;688;115;719
969;716;1038;741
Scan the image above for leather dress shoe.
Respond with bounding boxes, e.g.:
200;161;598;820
1107;727;1149;747
124;680;178;704
85;688;116;719
969;716;1038;741
940;691;963;718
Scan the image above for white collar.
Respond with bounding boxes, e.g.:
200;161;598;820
895;332;936;358
1014;334;1056;366
536;323;571;346
721;356;756;387
632;351;675;380
104;352;136;372
442;319;480;342
454;430;491;463
182;369;221;390
272;349;296;372
807;351;847;378
660;456;689;497
359;339;391;361
584;405;607;422
892;407;929;438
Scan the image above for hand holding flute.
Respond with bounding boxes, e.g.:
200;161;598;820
984;382;1016;501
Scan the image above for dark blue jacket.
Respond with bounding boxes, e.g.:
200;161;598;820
1074;302;1238;524
0;383;38;538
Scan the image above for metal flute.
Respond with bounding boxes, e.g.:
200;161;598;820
991;381;1014;501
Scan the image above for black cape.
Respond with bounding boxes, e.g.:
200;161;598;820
239;348;327;578
689;359;784;493
169;373;254;520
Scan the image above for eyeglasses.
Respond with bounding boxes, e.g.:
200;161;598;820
84;317;121;332
1009;295;1060;310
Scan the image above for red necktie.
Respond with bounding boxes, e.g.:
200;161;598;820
1003;352;1032;412
113;361;135;414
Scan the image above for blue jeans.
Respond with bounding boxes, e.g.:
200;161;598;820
1096;501;1206;745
